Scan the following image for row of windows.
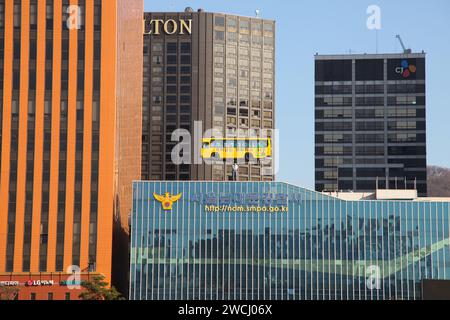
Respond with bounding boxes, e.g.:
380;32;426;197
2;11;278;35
316;121;426;131
151;75;191;85
316;84;410;95
317;146;391;156
214;16;273;33
27;292;72;300
326;180;427;193
7;0;99;31
318;180;428;194
316;108;425;120
315;97;353;106
333;168;427;180
214;31;274;46
315;59;426;82
146;66;191;75
145;42;191;55
316;158;427;169
150;55;191;65
316;144;427;157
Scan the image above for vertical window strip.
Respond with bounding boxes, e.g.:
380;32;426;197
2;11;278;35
22;1;38;269
39;0;53;272
72;0;85;268
5;0;22;272
0;0;5;197
55;0;69;271
88;0;101;270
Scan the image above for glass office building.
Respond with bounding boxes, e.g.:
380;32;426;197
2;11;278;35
315;53;427;196
130;181;450;300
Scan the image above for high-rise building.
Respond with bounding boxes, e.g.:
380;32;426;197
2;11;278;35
0;0;142;299
315;53;427;196
130;181;450;300
142;9;275;182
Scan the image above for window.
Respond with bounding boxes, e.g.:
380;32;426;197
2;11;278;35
227;32;237;42
152;43;163;52
355;59;384;81
180;76;190;84
152;56;162;65
167;55;177;65
30;293;36;300
180;66;190;74
215;31;224;41
263;23;273;35
48;293;54;300
65;292;71;300
181;42;191;54
14;3;21;29
166;76;176;84
227;17;237;30
240;20;249;33
167;42;177;53
215;16;225;27
30;3;38;29
0;3;4;28
180;55;190;64
252;22;262;34
165;66;176;74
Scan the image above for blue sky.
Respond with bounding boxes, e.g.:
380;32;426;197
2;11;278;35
145;0;450;188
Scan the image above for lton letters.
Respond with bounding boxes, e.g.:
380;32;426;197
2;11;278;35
144;18;192;35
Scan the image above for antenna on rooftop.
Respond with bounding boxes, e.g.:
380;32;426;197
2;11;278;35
255;9;260;17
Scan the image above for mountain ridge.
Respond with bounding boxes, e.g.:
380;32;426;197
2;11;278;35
428;166;450;197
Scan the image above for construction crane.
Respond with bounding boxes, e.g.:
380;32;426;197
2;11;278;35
395;35;412;54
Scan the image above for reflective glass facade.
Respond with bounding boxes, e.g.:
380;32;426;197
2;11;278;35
130;181;450;300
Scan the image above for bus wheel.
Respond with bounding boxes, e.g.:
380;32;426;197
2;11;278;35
245;153;253;163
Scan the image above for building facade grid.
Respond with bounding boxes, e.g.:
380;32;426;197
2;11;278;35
130;181;450;300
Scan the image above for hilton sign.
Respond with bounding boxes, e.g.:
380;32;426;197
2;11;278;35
144;18;192;35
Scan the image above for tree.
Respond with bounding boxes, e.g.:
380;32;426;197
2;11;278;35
0;286;19;301
79;275;124;300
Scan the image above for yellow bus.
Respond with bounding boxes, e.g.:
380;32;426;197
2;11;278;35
201;138;272;162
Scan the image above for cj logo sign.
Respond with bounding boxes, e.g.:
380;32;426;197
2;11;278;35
395;60;417;78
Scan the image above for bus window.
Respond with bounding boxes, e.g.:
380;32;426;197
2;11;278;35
202;142;210;149
258;140;268;148
224;140;235;148
211;140;223;148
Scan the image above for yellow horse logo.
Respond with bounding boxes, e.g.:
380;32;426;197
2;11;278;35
153;192;182;210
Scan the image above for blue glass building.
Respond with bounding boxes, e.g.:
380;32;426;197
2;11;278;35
129;181;450;300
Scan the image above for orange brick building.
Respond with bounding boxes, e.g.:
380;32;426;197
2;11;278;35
0;0;142;299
